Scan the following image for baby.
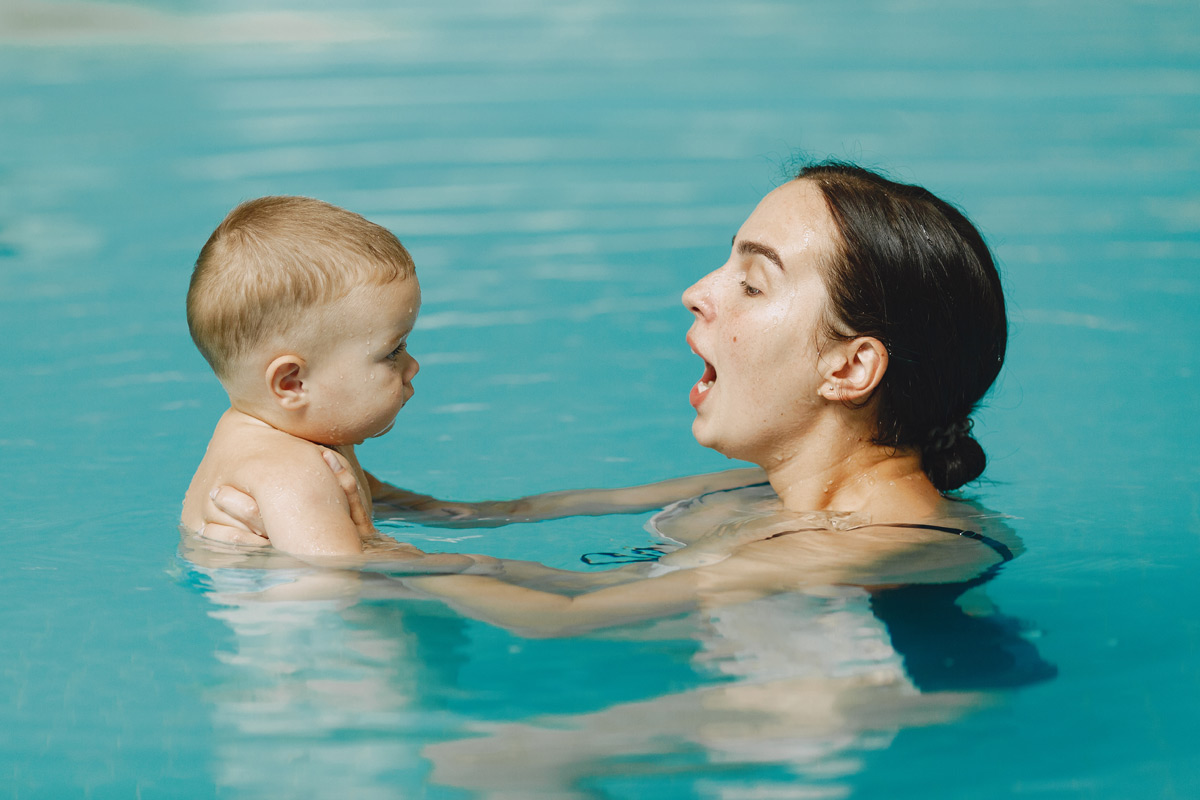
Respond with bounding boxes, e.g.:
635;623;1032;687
181;196;445;558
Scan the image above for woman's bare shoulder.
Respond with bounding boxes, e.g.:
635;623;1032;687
730;506;1020;587
649;483;780;545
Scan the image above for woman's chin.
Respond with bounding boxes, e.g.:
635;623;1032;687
693;419;762;466
691;417;725;453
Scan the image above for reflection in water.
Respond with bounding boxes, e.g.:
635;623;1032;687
871;574;1058;693
179;524;1055;799
178;550;467;797
425;581;1055;798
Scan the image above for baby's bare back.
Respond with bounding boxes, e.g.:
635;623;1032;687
182;408;368;556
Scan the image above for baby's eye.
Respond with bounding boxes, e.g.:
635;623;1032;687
739;280;762;297
386;341;408;360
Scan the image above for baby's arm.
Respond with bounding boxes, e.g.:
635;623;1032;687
241;446;367;557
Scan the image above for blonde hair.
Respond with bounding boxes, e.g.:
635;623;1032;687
187;196;413;379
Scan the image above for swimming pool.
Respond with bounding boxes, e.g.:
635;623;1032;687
3;0;1198;796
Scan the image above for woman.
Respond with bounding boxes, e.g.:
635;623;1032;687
202;161;1015;634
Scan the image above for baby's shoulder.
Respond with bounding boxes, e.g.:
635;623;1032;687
184;414;333;531
203;415;332;489
235;432;334;487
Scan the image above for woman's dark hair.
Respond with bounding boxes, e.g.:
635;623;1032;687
796;161;1007;492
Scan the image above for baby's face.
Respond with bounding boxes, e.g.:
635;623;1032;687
301;276;422;445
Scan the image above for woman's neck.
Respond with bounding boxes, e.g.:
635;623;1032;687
763;438;944;521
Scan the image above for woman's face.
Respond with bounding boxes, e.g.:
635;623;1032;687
682;179;842;465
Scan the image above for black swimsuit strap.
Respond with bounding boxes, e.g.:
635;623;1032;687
583;516;1013;567
580;546;668;565
872;523;1015;562
765;522;1014;563
695;485;1014;561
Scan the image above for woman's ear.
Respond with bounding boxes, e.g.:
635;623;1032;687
821;337;888;405
265;354;308;410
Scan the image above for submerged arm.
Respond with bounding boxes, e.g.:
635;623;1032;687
403;545;793;638
403;569;705;637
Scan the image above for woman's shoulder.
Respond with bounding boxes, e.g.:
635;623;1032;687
735;501;1021;587
645;479;1020;587
648;482;781;545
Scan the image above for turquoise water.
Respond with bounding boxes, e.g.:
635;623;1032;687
3;0;1198;797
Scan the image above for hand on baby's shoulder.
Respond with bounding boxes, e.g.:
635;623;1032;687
206;438;369;557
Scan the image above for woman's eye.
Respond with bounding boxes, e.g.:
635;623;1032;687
739;280;762;297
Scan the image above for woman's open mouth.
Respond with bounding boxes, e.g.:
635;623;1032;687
689;359;716;409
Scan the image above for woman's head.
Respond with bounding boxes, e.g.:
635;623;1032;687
796;161;1007;491
683;180;845;468
683;161;1006;493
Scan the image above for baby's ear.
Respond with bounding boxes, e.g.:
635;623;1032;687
266;355;307;409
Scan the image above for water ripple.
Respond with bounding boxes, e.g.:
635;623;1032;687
1019;309;1138;333
418;295;677;330
0;3;391;46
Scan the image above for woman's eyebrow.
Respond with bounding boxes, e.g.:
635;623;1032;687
737;240;785;272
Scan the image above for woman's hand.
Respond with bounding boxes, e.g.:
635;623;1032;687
202;450;377;547
318;449;377;538
199;485;270;547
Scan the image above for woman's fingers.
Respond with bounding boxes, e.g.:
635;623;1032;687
207;485;268;536
201;450;372;549
198;521;270;548
321;449;375;538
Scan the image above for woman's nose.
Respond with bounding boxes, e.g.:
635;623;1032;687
682;269;718;319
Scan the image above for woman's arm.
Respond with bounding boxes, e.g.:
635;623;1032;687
402;568;703;638
402;544;795;638
370;466;768;526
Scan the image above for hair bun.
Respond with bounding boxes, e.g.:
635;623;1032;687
925;419;973;454
921;419;985;492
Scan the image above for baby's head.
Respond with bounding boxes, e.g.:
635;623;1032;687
188;196;421;445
